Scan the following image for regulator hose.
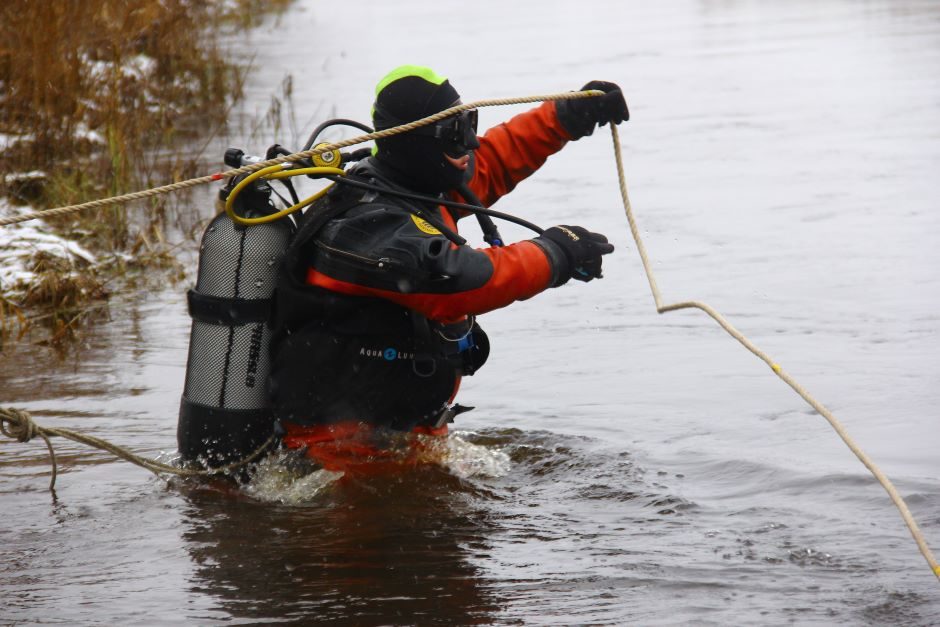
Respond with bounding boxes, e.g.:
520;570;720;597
326;175;545;236
265;144;301;205
458;183;504;246
224;165;345;226
303;118;374;151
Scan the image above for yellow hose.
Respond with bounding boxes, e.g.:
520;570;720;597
224;165;346;226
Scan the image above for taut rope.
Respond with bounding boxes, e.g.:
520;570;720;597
0;92;602;228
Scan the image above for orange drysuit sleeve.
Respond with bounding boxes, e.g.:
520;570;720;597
462;100;573;208
306;102;573;323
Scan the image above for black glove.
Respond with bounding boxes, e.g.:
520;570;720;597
535;225;615;286
556;81;629;140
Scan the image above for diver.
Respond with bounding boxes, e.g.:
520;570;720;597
266;65;628;467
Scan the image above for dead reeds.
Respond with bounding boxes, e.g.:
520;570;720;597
0;0;289;347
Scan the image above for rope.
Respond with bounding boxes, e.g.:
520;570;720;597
0;88;935;582
0;91;603;228
607;123;940;582
0;407;275;490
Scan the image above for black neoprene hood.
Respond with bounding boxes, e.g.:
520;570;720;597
371;65;470;194
372;65;460;129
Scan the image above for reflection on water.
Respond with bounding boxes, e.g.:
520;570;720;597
173;429;678;626
2;0;940;623
179;465;504;625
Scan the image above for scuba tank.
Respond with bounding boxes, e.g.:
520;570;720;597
177;148;293;467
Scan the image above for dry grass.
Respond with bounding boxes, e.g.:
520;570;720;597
0;0;291;346
0;0;243;242
19;251;110;345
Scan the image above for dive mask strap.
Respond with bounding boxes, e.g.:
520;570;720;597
373;105;479;151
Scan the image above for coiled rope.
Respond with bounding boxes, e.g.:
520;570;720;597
0;89;935;582
0;406;275;490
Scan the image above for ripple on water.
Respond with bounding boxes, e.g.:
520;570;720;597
461;428;694;519
859;590;939;626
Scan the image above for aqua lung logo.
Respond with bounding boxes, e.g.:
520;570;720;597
244;323;264;387
359;347;414;361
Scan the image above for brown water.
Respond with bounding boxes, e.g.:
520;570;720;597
2;1;939;624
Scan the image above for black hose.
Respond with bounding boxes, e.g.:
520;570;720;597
323;176;465;245
265;143;301;205
327;175;545;236
344;147;374;164
457;183;504;246
303;119;375;152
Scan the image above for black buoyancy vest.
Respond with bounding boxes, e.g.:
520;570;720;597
267;176;488;431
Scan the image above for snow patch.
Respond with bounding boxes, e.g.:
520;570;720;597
0;199;97;294
0;132;33;152
3;171;46;186
81;52;158;83
74;122;105;146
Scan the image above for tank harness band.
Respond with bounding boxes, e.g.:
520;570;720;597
187;289;272;326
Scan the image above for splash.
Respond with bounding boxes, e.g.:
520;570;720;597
242;432;510;504
244;450;344;505
425;431;512;480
